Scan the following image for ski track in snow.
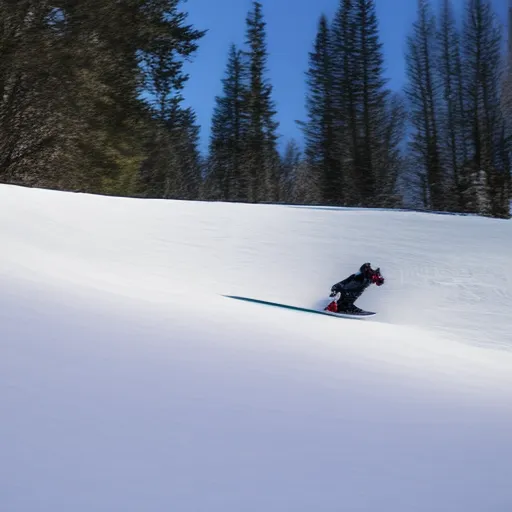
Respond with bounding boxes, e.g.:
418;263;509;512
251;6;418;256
2;184;512;512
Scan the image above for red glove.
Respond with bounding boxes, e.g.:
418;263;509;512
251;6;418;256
371;270;384;286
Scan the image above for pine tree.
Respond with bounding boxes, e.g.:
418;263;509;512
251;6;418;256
502;50;512;209
331;0;358;204
301;14;338;204
243;1;280;203
0;1;205;197
139;0;205;121
405;0;444;210
329;0;399;207
171;108;202;200
0;2;71;186
461;0;508;216
208;44;248;201
138;104;202;200
137;0;205;199
437;0;467;211
373;91;408;207
354;0;391;205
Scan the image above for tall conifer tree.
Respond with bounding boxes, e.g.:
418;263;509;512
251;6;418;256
331;0;358;204
208;44;248;201
461;0;508;216
405;0;444;210
437;0;467;210
302;14;338;204
244;1;280;202
354;0;389;204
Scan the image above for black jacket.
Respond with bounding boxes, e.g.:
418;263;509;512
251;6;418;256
331;272;372;301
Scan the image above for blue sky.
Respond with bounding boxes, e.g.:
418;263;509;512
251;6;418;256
181;0;508;154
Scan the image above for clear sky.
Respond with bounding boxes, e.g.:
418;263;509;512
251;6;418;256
181;0;508;153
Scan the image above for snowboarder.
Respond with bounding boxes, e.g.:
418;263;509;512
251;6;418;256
325;263;384;314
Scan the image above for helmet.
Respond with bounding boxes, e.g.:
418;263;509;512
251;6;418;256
360;262;372;276
361;263;385;285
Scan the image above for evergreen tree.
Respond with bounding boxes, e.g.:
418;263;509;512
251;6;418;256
301;14;339;204
405;0;444;210
504;65;512;146
502;57;512;208
141;1;205;121
243;1;280;202
331;0;358;204
138;105;202;200
437;0;468;210
0;0;205;198
373;91;408;207
329;0;400;207
461;0;508;216
169;108;203;200
208;44;248;201
137;0;205;199
0;2;71;186
353;0;390;205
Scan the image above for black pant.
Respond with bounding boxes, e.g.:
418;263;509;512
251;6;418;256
336;290;361;311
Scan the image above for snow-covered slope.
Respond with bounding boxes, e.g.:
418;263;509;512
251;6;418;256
2;184;512;512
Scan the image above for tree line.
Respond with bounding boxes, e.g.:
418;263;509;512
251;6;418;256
0;0;510;217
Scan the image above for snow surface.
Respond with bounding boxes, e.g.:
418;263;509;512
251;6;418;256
2;184;512;512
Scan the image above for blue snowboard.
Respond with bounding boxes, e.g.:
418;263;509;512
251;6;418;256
224;295;376;319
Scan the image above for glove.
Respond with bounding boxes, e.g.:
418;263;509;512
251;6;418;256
371;268;384;286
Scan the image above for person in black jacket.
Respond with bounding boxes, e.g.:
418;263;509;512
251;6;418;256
327;263;384;313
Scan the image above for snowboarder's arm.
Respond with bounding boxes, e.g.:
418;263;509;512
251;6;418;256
330;281;343;296
330;274;355;295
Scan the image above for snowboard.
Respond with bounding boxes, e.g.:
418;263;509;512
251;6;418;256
224;295;376;319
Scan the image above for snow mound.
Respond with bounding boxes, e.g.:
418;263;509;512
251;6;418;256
2;184;512;512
